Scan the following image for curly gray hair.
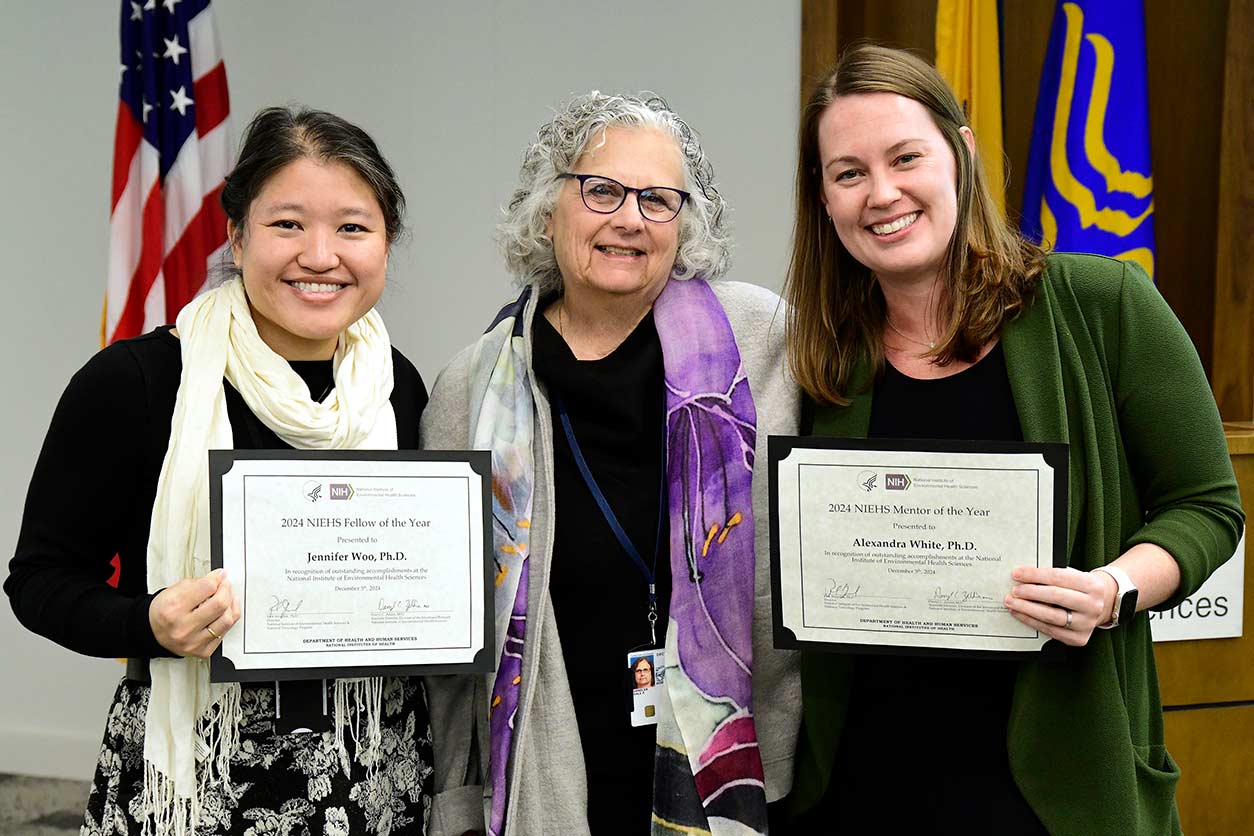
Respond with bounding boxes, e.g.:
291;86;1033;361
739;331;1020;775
498;91;732;293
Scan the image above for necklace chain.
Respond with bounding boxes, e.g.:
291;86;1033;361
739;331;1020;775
885;316;936;350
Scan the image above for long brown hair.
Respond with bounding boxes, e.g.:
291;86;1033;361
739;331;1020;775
784;44;1047;405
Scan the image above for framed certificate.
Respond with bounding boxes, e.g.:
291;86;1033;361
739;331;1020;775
209;450;494;682
769;436;1068;657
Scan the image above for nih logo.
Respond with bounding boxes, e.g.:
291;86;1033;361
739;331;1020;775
329;483;355;500
885;473;912;491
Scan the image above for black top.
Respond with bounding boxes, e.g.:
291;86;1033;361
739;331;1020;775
5;326;427;660
828;342;1048;835
531;308;671;836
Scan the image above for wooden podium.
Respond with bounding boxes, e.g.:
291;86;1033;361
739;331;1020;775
1154;425;1254;835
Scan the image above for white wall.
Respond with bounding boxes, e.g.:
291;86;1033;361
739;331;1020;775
0;0;799;780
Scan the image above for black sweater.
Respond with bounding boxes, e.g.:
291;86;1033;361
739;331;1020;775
532;309;671;836
826;342;1047;835
5;326;426;660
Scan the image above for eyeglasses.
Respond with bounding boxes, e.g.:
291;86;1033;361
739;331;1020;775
558;173;689;223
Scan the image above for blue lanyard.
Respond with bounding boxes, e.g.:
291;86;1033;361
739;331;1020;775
553;392;665;644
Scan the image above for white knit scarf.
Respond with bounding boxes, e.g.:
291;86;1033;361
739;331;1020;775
140;277;397;835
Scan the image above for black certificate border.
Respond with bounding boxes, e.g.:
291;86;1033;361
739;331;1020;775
209;449;495;683
768;435;1069;661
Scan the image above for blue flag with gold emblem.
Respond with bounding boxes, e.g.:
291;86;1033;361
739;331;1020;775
1021;0;1155;279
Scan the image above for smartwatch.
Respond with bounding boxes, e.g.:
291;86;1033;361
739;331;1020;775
1092;565;1139;629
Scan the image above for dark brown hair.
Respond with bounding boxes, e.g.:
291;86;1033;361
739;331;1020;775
784;44;1047;405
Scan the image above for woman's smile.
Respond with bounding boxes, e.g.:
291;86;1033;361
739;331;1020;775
595;243;646;258
286;279;351;296
868;210;922;238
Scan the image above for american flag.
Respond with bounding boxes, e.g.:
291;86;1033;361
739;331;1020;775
105;0;231;345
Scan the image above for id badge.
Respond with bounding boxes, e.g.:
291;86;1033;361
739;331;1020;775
626;649;665;727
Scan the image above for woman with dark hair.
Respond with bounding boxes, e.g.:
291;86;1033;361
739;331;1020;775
782;45;1242;835
6;106;433;835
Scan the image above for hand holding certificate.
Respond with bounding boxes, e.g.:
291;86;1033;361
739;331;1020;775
210;450;494;682
769;437;1068;656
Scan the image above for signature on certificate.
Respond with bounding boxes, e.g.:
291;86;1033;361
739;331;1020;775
824;579;862;599
377;598;424;613
929;586;996;604
268;596;304;617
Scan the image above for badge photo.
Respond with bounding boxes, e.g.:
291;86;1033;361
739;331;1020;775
627;649;666;727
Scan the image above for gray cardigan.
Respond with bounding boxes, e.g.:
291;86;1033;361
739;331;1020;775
421;280;802;836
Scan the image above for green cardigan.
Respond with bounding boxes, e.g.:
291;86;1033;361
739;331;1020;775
790;253;1244;835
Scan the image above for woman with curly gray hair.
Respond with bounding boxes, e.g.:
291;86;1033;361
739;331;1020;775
422;92;801;835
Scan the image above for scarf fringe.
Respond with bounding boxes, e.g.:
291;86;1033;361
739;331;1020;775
333;677;385;776
139;684;242;836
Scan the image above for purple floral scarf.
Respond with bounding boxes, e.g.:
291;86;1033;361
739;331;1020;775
469;279;766;835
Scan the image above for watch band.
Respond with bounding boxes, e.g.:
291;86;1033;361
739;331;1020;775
1092;565;1137;629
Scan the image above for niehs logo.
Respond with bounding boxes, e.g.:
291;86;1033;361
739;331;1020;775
303;481;322;503
330;483;354;500
885;473;912;491
857;471;877;492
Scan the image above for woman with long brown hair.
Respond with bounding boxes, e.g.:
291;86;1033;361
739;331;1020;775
782;45;1241;835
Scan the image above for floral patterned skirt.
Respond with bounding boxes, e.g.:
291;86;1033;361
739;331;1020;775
82;677;433;836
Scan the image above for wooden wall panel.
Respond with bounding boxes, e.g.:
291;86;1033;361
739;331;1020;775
840;0;937;58
999;3;1055;223
801;0;840;107
1144;0;1228;375
1164;705;1254;836
800;0;936;103
1211;0;1254;421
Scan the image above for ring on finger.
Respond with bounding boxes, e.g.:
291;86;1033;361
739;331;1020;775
206;625;222;640
1063;609;1073;630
